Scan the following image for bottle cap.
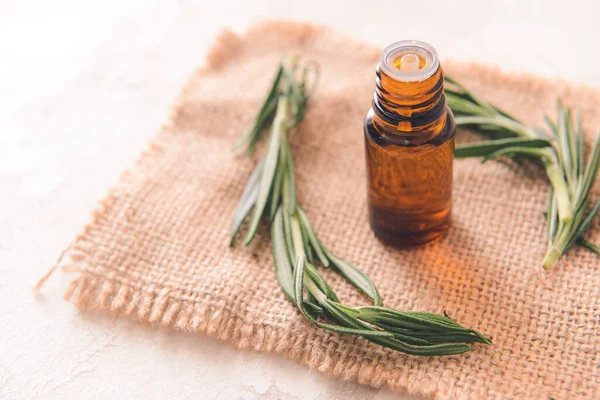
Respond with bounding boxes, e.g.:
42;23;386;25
380;40;440;82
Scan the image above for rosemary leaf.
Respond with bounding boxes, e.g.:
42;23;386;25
358;307;470;333
282;206;295;262
304;261;340;303
290;213;306;259
555;102;573;185
243;96;287;245
547;187;558;244
297;206;330;267
579;237;600;253
576;111;585;178
572;200;600;247
392;330;488;344
481;146;548;164
230;160;264;246
455;138;550;159
387;332;435;346
324;248;383;306
272;207;295;301
405;311;465;329
575;135;600;210
454;115;536;139
303;301;324;317
269;159;284;219
284;140;297;214
566;108;578;183
233;66;282;154
301;223;314;264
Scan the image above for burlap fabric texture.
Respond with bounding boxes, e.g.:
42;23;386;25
41;21;600;399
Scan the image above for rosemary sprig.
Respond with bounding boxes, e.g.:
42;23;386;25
445;78;600;268
230;56;490;356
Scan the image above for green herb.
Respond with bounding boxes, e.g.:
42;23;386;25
446;77;600;268
230;56;490;356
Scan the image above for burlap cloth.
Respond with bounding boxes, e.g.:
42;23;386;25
42;21;600;399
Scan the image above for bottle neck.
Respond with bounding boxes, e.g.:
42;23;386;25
372;65;447;142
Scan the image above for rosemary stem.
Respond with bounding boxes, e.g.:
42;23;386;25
543;156;573;222
542;245;563;269
448;77;599;268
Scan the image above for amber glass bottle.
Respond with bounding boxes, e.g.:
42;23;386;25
364;40;455;247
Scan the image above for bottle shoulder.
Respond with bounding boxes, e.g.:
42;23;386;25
365;107;455;147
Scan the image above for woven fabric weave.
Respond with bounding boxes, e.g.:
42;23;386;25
45;21;600;399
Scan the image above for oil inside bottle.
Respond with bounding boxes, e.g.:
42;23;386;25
364;40;455;247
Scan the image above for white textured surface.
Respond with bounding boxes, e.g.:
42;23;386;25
2;1;599;399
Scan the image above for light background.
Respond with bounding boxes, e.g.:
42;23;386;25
1;1;599;399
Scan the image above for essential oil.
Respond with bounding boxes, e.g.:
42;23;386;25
364;40;455;246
